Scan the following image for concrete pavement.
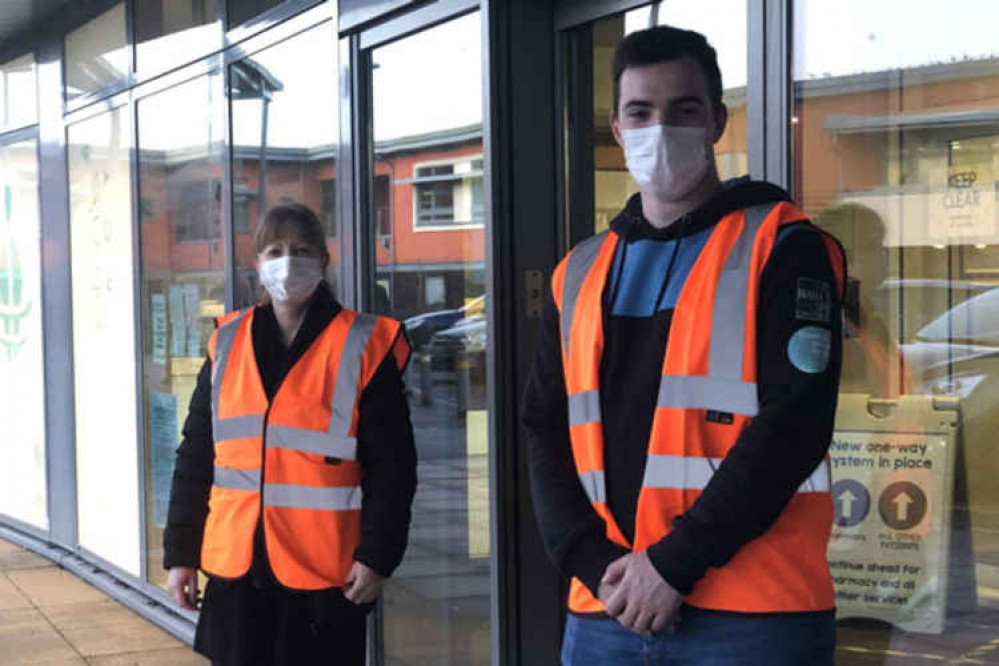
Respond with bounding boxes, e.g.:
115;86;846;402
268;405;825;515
0;538;206;666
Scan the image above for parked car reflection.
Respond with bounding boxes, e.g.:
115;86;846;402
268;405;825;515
428;315;486;372
901;286;999;398
404;295;485;350
897;286;999;568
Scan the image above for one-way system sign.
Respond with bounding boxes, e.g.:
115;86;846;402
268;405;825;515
827;428;955;634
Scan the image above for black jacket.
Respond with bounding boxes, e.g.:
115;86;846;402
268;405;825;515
522;180;844;604
163;281;418;581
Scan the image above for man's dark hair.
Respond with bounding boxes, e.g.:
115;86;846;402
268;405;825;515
612;25;723;114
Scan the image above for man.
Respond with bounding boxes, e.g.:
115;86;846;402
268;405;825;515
523;25;846;665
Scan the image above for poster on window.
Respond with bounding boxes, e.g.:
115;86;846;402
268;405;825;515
844;188;997;248
169;284;186;357
928;171;996;243
151;293;167;365
149;391;178;529
183;282;201;357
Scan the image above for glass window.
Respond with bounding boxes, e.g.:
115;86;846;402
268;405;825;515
370;12;490;664
68;108;141;574
137;75;225;587
226;0;284;30
412;156;484;229
134;0;221;75
230;22;337;308
65;3;129;102
794;0;999;658
0;138;47;530
584;1;748;234
1;54;38;130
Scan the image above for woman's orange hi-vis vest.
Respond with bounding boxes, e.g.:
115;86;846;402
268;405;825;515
553;201;846;614
200;306;410;590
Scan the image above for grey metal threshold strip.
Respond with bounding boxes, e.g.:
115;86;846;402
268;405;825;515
0;522;197;646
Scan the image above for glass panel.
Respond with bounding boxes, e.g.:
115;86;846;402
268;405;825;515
370;12;490;665
230;22;338;308
134;0;221;74
588;2;748;234
0;139;47;530
138;75;225;586
65;3;129;102
793;1;999;659
1;54;38;130
411;157;483;229
226;0;284;30
68;108;141;574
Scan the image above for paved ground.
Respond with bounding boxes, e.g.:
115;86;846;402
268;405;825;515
0;538;206;666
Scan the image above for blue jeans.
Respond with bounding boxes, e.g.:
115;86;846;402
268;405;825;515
561;607;835;666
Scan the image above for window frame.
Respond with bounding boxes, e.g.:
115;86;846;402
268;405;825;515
409;153;486;232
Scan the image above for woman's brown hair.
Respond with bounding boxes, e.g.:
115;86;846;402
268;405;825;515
255;202;330;271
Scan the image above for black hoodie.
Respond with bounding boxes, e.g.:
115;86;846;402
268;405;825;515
522;179;843;609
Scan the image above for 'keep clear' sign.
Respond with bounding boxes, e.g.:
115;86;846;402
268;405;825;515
827;428;955;634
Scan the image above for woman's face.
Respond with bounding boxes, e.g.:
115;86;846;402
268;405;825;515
256;226;324;306
256;226;322;265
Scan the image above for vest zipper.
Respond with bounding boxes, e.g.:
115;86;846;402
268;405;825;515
256;350;297;586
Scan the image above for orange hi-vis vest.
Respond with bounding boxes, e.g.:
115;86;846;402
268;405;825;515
553;201;846;614
200;305;410;590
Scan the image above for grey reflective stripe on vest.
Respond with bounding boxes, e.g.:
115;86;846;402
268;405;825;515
266;427;357;460
643;454;831;494
560;233;608;361
568;390;601;427
708;203;776;379
212;310;255;443
263;484;363;511
657;375;759;417
263;313;378;461
213;414;265;442
213;466;261;491
657;203;778;417
578;470;606;504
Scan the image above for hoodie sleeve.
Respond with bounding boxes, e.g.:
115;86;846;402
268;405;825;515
353;351;418;578
163;358;215;570
647;225;844;594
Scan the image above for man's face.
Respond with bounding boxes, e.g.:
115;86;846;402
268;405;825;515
611;56;727;147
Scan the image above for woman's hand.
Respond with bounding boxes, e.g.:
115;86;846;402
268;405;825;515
343;561;384;605
167;567;200;610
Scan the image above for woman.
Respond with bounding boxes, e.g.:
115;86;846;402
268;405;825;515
164;203;417;665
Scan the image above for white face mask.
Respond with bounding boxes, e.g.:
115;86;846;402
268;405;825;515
622;125;711;200
259;256;322;303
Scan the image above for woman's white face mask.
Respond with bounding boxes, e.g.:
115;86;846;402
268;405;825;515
258;256;322;303
621;124;710;200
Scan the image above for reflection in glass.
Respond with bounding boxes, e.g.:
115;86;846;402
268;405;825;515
1;54;37;130
587;3;748;233
226;0;284;30
371;11;490;665
229;23;338;308
0;139;47;530
134;0;221;74
138;75;225;586
65;3;129;101
68;109;141;575
794;0;999;659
